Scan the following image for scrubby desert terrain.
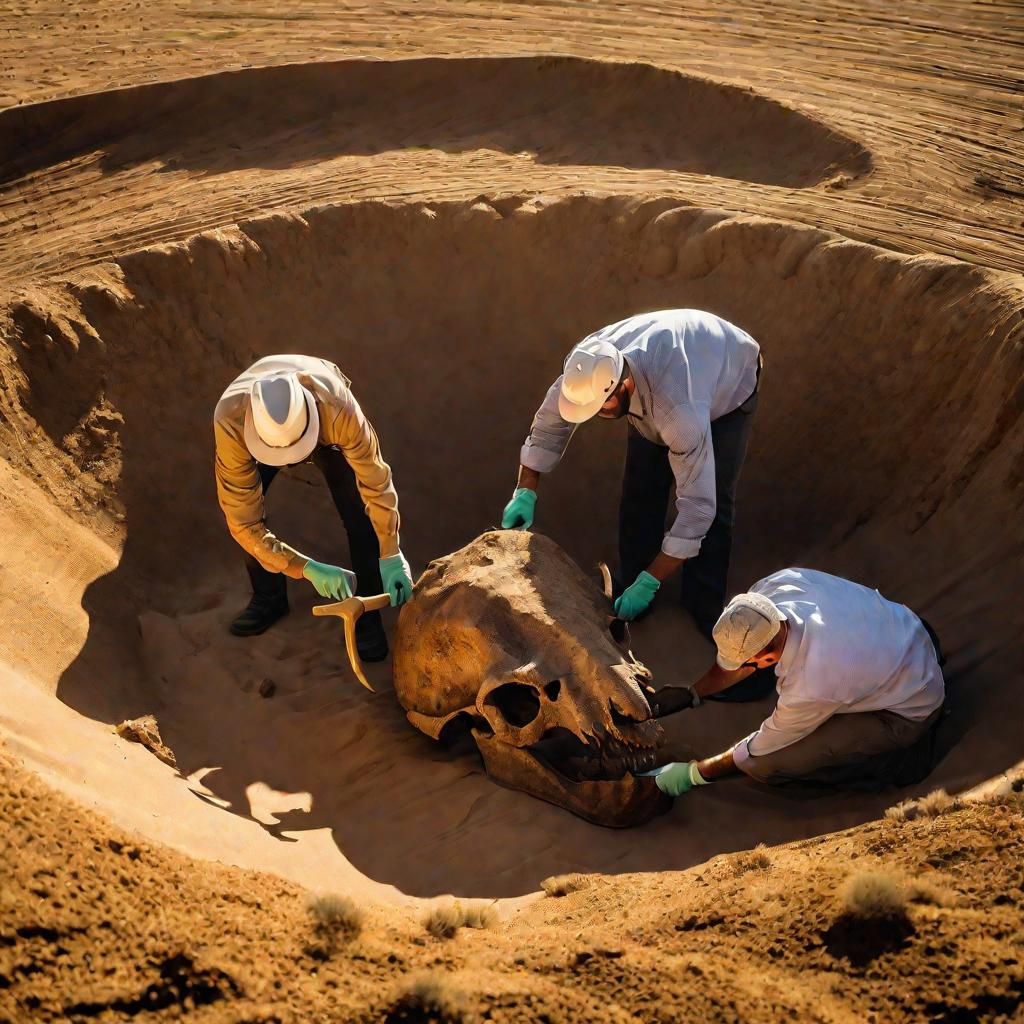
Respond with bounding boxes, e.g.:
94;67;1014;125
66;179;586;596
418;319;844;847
1;2;1023;1021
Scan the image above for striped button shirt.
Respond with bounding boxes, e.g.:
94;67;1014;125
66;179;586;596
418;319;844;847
520;309;760;559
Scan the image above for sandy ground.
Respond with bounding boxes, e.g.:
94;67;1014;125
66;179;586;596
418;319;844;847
1;2;1023;279
3;751;1024;1022
1;1;1023;1019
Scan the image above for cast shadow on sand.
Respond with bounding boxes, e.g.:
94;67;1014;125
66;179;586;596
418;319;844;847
0;55;871;190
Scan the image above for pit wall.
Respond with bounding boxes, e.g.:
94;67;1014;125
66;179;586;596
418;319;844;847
0;196;1021;895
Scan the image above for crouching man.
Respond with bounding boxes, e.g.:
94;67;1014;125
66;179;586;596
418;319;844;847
214;354;414;659
647;568;945;795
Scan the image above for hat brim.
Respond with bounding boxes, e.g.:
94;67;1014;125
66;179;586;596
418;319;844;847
715;652;745;672
243;387;320;467
557;391;607;424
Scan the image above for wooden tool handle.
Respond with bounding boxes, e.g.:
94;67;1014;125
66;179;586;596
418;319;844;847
312;593;392;617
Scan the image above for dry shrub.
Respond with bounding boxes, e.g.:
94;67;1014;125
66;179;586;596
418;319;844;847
905;877;957;908
917;788;957;816
840;870;908;920
885;788;962;823
541;873;590;897
423;900;496;939
306;893;363;958
732;843;771;876
884;799;915;822
388;971;470;1023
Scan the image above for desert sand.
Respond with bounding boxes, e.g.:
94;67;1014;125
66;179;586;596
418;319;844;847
1;1;1023;1020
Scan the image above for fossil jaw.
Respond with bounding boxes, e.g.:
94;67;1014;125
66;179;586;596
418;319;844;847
474;730;670;828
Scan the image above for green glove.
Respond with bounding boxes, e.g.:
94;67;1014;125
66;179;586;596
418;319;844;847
379;552;414;607
649;761;709;797
502;488;537;530
613;570;660;620
302;559;356;600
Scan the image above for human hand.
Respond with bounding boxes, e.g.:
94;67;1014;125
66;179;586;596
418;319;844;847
613;571;660;620
379;551;414;607
302;559;356;600
502;487;537;530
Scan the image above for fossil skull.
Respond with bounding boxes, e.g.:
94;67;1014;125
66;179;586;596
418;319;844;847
392;530;670;827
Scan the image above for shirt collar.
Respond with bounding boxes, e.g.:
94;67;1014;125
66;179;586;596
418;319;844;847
625;357;647;419
776;613;803;679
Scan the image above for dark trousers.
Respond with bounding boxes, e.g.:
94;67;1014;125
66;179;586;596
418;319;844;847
618;392;757;637
245;446;384;603
740;704;944;791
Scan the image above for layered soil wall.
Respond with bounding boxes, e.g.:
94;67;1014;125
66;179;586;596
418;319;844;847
1;195;1022;897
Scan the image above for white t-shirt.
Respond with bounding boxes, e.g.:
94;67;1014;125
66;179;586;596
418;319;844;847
732;568;945;768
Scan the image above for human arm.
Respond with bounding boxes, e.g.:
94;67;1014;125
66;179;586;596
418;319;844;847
648;655;763;719
516;465;541;491
502;465;542;529
503;376;575;528
661;405;717;563
213;408;311;578
518;374;577;475
614;407;714;618
732;691;842;773
646;747;740;796
320;389;401;559
694;661;760;699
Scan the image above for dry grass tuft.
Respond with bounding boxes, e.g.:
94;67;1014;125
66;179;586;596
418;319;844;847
423;900;497;939
905;877;957;908
732;843;772;876
840;870;908;919
306;893;363;958
885;788;962;823
541;873;590;897
390;970;471;1022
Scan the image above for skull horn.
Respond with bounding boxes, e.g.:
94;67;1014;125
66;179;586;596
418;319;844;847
598;562;632;649
312;592;392;692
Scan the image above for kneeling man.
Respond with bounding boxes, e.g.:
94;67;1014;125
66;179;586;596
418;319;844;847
648;568;945;794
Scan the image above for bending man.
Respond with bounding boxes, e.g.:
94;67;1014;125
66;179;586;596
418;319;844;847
647;568;946;795
214;355;413;659
503;309;761;634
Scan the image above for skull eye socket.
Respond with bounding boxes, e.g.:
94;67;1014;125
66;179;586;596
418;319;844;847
610;700;644;727
609;617;630;647
486;683;541;728
544;680;562;701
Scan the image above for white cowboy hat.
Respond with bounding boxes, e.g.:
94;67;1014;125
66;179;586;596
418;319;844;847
243;372;320;467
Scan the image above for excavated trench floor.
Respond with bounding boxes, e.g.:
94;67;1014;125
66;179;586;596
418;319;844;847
1;195;1022;901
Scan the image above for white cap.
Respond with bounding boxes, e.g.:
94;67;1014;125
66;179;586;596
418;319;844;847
712;592;786;671
558;339;626;423
243;373;320;467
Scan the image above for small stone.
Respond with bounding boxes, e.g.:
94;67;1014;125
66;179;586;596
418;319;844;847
259;678;276;699
115;715;177;769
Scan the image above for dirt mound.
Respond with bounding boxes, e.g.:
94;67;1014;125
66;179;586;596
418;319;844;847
0;56;868;186
1;195;1021;899
3;752;1023;1022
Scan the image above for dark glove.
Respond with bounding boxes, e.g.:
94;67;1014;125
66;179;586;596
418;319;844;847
648;685;701;718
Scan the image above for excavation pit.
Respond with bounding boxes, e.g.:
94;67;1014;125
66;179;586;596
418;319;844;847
1;195;1022;900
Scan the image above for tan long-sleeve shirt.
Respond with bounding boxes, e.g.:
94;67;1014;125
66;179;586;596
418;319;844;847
214;355;400;578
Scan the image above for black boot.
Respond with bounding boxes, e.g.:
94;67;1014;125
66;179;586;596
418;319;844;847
230;593;290;637
355;610;389;662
